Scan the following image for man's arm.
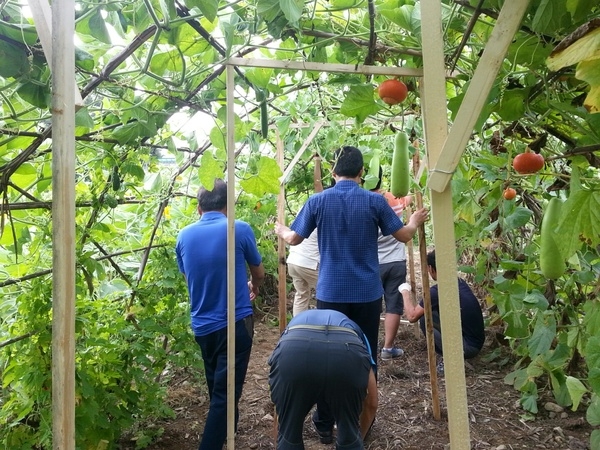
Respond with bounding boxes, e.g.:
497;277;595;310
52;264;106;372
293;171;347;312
391;207;429;243
248;262;265;301
274;222;305;245
360;368;378;439
399;283;424;323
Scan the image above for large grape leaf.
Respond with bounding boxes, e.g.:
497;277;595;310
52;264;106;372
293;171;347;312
239;156;282;196
556;189;600;258
340;85;382;123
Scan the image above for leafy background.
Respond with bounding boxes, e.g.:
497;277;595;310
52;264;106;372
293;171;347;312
0;0;599;448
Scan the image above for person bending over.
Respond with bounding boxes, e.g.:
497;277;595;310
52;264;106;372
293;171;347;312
268;309;377;449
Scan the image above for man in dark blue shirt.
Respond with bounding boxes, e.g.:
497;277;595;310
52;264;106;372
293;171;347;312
275;146;428;439
402;250;485;374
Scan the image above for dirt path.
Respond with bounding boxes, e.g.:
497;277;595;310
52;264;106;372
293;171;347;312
120;314;592;450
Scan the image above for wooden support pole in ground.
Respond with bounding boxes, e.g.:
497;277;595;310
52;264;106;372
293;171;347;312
415;190;441;421
225;64;236;450
51;1;76;449
421;0;470;447
277;133;287;334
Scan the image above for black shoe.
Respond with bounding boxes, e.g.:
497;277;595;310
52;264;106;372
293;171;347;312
312;421;333;444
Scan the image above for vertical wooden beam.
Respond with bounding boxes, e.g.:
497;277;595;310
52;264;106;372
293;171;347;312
51;1;76;449
276;133;287;334
225;64;236;450
420;0;470;449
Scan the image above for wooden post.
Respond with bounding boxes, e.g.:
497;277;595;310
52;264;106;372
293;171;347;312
421;0;470;448
51;1;76;449
415;191;441;420
225;64;236;450
277;133;287;334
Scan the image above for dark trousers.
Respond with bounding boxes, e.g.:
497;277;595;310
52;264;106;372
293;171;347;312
316;299;382;371
269;329;371;449
419;311;480;359
194;316;253;450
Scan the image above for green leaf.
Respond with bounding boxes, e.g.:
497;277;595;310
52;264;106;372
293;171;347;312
121;162;146;181
209;125;226;152
522;290;548;310
587;394;600;426
584;299;600;338
590;368;600;397
586;337;600;378
576;59;600;114
198;153;225;189
556;189;600;258
566;376;587;411
111;123;141;145
75;47;95;71
530;0;567;35
257;0;282;22
246;68;274;89
504;206;533;230
591;430;600;450
16;81;50;109
497;89;527;121
184;0;219;22
89;9;112;44
75;107;95;130
239;156;282;196
340;85;382;123
149;50;184;76
0;40;30;78
280;0;303;24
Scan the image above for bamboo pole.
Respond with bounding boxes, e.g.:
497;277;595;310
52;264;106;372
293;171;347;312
421;0;470;447
276;132;287;334
225;64;236;450
51;1;76;448
414;191;440;420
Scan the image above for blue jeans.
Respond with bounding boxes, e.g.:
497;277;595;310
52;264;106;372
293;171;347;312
194;315;253;450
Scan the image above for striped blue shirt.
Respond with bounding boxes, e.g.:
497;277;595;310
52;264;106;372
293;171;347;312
291;180;403;303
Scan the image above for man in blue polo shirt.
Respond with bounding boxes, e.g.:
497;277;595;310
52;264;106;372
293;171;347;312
176;179;265;450
275;146;428;435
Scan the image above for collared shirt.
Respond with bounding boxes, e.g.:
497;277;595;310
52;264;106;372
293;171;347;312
291;180;403;303
175;212;262;336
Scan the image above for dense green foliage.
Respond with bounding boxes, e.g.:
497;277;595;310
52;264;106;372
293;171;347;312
0;0;599;448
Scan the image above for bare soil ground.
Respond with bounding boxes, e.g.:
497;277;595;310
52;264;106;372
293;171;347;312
119;309;592;450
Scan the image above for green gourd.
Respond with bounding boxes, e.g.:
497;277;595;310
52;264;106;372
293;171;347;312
390;132;410;198
540;198;566;279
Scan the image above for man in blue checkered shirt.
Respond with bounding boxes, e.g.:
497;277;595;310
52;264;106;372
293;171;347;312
275;146;428;436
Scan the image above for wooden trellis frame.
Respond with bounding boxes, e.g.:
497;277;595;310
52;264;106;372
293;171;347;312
44;0;530;447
